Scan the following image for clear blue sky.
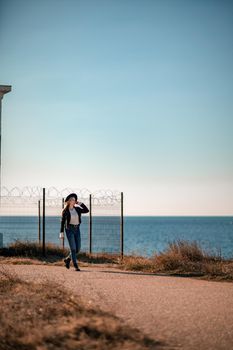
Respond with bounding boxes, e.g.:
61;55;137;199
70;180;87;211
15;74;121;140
0;0;232;215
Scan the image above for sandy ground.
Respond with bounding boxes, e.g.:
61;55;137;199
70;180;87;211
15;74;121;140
2;264;233;350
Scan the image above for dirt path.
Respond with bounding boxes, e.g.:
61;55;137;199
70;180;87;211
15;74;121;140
3;264;233;349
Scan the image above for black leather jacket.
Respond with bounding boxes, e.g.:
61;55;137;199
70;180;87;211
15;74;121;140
60;203;89;232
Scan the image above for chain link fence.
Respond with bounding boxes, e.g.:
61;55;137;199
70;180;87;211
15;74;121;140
0;187;124;255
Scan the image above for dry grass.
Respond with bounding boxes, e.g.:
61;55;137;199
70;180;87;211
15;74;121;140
1;239;233;281
0;240;69;262
119;240;233;281
0;240;120;265
0;267;163;350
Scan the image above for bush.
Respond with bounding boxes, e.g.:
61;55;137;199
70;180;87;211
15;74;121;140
0;240;69;261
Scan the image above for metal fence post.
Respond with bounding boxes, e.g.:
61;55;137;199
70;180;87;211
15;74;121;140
89;193;92;254
38;200;41;244
42;188;45;256
120;191;124;258
62;197;65;250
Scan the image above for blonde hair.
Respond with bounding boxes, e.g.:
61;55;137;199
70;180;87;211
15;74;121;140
62;197;76;213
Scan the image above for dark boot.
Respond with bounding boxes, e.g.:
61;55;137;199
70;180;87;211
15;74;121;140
64;257;71;269
74;263;80;271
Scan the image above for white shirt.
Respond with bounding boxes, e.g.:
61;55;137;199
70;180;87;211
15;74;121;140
69;207;80;225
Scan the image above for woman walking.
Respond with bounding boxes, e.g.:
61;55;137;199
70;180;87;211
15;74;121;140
60;193;89;271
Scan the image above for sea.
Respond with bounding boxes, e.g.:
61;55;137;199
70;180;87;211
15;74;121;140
0;216;233;258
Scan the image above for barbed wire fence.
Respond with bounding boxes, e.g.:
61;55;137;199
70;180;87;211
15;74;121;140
0;187;124;256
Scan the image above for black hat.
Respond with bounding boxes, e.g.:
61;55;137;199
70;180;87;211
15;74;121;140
65;193;78;202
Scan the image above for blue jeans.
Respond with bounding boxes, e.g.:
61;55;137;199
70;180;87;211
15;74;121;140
65;224;81;267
